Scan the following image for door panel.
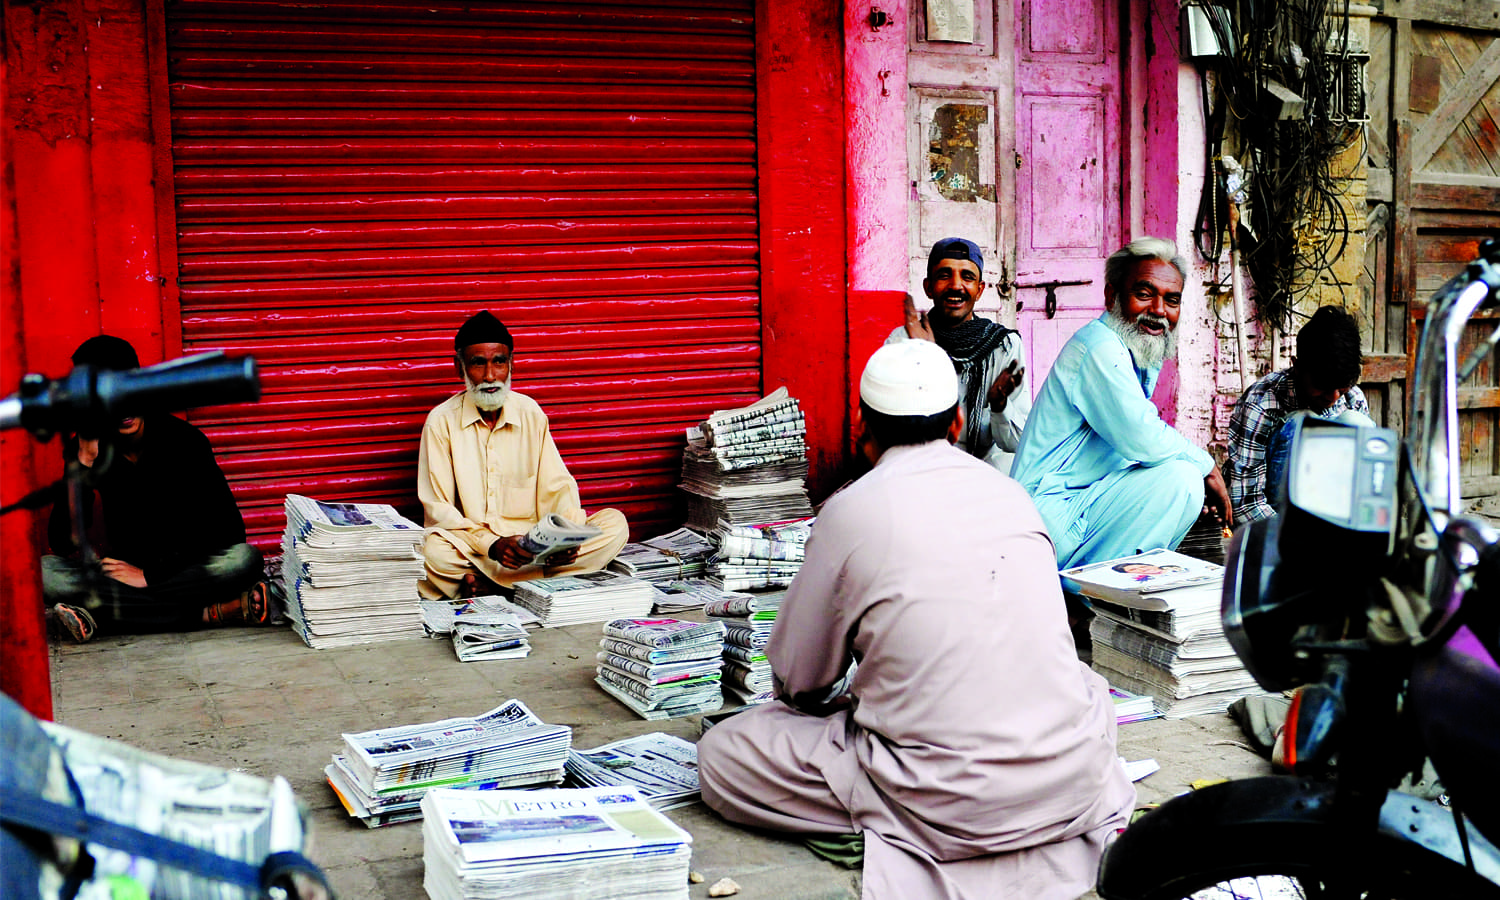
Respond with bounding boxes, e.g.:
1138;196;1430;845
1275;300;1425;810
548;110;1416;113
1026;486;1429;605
1014;0;1122;396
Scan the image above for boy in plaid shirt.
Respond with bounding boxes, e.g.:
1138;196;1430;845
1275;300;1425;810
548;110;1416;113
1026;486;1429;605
1226;306;1373;523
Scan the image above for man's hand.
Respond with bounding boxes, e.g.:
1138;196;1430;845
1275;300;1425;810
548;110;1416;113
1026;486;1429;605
100;558;147;588
986;360;1025;413
902;293;936;342
487;535;537;570
544;546;580;568
1204;464;1233;527
78;437;100;468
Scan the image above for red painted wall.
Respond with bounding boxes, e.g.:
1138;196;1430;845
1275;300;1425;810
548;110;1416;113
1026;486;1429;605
4;0;164;718
756;0;850;502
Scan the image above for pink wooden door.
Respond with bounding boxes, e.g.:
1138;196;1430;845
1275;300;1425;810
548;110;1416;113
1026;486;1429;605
1012;0;1123;395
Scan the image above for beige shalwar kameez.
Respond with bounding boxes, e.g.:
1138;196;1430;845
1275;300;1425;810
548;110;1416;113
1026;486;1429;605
416;390;627;599
698;440;1135;899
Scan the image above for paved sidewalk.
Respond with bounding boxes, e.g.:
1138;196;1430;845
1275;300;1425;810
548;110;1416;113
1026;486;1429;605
49;621;1270;900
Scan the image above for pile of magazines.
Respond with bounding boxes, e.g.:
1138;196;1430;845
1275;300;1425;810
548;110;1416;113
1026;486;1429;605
706;592;782;704
280;494;425;649
1063;549;1269;717
681;388;815;531
510;570;655;627
595;618;727;720
325;700;570;828
421;786;693;900
707;518;811;591
564;732;702;810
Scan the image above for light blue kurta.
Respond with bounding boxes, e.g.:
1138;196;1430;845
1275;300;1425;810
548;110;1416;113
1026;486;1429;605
1011;316;1213;569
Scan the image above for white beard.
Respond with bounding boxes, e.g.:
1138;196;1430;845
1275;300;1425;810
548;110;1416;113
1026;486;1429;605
1103;305;1178;370
465;373;511;412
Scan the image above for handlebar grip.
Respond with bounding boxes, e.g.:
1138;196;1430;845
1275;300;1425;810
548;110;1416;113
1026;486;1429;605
95;355;260;420
3;353;260;437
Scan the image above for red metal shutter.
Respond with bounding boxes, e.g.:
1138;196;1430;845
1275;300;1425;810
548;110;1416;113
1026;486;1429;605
160;1;761;549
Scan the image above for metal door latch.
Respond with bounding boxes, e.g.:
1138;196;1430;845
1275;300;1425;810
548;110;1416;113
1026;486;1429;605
1015;279;1092;318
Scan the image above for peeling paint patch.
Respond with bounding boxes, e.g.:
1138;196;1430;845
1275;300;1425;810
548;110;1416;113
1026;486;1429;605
928;104;997;203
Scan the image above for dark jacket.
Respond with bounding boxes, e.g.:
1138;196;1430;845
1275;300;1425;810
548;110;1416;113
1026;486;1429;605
48;414;246;583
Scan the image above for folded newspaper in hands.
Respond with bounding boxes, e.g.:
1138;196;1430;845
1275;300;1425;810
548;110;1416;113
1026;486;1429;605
518;513;602;566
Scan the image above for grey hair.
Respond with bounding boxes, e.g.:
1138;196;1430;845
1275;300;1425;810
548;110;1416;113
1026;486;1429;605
1105;237;1188;291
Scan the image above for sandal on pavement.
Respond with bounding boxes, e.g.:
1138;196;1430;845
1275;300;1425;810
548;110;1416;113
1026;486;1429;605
244;581;272;626
203;597;244;626
203;582;273;627
52;603;98;643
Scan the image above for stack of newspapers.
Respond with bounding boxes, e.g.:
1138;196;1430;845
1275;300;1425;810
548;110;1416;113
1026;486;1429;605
648;578;758;615
706;592;782;704
708;518;811;591
564;732;703;810
595;618;727;720
325;700;570;828
608;527;716;583
421;786;693;900
1064;549;1269;718
511;570;656;627
280;493;425;649
418;596;533;662
681;387;815;531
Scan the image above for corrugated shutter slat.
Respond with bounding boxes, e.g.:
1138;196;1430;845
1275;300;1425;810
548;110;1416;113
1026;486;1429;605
165;0;759;547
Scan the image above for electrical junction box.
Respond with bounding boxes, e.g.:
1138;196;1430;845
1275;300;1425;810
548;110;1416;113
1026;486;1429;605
1262;79;1307;120
1181;3;1231;59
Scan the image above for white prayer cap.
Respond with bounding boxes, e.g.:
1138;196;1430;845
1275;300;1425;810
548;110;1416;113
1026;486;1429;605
859;340;958;416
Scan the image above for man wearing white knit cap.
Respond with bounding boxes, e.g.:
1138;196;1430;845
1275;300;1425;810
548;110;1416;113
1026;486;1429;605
698;341;1133;900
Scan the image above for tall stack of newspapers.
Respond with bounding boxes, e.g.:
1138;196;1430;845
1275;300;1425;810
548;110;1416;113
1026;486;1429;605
421;786;693;900
1063;549;1270;718
705;592;782;705
280;494;425;649
511;570;656;627
681;387;815;531
325;700;570;828
595;618;727;720
708;518;811;591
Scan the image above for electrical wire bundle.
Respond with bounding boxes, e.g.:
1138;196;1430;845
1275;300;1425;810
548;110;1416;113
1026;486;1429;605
1188;0;1368;331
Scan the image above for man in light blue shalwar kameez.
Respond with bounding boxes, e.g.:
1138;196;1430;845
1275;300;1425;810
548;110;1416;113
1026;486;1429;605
1012;238;1232;570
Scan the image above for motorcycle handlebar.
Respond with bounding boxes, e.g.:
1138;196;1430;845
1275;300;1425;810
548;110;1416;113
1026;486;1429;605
0;353;260;437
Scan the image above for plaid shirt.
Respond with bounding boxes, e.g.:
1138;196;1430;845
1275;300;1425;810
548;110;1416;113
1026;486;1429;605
1226;369;1370;523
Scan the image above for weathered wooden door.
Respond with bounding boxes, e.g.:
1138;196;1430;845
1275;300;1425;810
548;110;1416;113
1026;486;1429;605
908;0;1124;397
1364;2;1500;511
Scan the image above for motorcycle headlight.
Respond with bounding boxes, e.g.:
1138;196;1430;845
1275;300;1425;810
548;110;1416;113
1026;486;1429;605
1222;416;1400;691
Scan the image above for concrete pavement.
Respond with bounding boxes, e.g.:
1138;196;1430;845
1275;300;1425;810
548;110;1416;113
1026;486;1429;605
48;618;1271;900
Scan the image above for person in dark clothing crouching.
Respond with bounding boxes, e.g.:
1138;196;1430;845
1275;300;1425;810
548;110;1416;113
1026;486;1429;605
43;335;267;642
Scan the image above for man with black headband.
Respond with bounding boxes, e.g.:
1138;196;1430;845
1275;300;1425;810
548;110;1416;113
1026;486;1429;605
885;237;1029;474
416;310;629;599
1012;237;1231;570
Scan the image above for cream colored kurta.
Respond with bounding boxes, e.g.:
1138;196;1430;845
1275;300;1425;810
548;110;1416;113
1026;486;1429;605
698;440;1135;899
416;390;626;599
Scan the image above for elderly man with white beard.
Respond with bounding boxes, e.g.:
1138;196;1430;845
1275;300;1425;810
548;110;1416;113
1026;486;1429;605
416;310;628;599
1011;238;1231;570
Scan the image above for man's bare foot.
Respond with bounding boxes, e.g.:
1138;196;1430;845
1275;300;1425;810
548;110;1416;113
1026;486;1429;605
459;573;481;599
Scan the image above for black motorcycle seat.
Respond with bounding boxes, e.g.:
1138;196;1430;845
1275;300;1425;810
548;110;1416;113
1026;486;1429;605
1410;625;1500;846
